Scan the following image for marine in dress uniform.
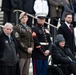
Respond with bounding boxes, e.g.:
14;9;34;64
32;13;51;75
33;0;49;26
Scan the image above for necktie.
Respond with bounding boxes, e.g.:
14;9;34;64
8;35;11;42
69;25;73;32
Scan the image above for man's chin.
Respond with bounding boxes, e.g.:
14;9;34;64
6;34;10;36
67;21;72;24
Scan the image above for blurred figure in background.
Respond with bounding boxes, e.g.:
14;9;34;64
1;0;12;24
1;0;19;25
73;0;76;26
48;0;63;41
61;0;74;21
48;0;63;19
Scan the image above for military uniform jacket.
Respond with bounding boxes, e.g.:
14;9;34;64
32;25;51;59
14;24;34;58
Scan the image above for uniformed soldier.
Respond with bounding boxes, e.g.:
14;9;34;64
32;13;51;75
14;12;34;75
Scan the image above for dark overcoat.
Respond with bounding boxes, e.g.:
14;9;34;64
18;0;35;14
58;23;75;54
52;43;76;64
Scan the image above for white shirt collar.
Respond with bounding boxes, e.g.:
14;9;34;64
65;21;70;28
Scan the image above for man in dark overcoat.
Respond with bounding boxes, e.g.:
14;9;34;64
0;22;19;75
58;13;75;55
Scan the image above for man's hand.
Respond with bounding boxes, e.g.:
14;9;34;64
36;45;41;48
27;48;33;53
44;50;50;56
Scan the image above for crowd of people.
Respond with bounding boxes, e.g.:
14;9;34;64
1;0;76;75
1;0;76;26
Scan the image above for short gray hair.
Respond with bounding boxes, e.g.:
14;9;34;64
4;22;13;29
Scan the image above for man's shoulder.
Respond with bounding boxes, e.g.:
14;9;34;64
14;24;21;31
58;23;66;29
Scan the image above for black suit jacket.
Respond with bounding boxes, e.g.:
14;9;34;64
58;23;75;54
18;0;35;14
1;0;12;11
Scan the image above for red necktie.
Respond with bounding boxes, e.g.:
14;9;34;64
69;25;72;32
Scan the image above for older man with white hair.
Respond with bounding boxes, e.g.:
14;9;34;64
0;22;19;75
3;22;13;36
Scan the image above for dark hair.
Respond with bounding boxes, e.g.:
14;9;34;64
24;13;28;16
65;13;72;18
